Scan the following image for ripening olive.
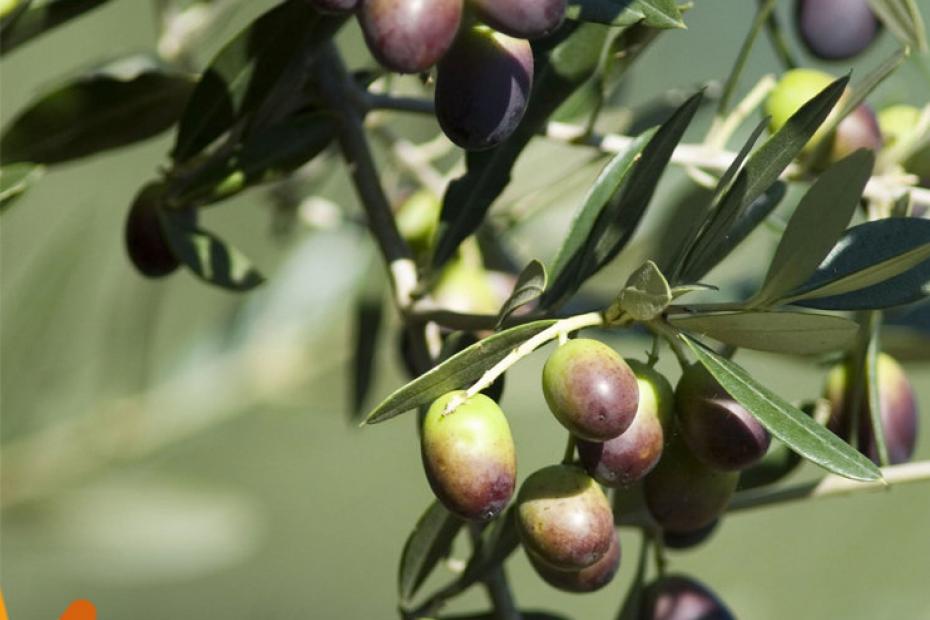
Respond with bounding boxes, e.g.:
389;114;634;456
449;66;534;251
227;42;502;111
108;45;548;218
359;0;462;73
878;104;930;186
643;433;738;532
421;391;516;521
307;0;359;13
663;519;719;551
824;353;919;464
516;464;615;571
831;103;883;162
542;339;639;442
432;256;501;315
435;26;533;151
124;183;181;278
577;360;673;486
470;0;566;39
795;0;879;61
395;189;439;259
527;529;620;593
765;68;839;154
676;364;770;471
640;574;735;620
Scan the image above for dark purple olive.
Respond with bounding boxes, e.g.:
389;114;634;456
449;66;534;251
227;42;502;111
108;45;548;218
675;364;770;471
640;574;735;620
124;183;180;278
307;0;359;13
470;0;566;39
541;339;639;442
824;353;919;464
831;104;883;162
359;0;462;73
643;433;738;532
527;529;620;593
663;519;719;551
516;464;614;571
796;0;879;61
577;360;673;487
435;26;533;151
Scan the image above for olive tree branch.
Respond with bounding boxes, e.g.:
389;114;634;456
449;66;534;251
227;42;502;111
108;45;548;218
362;94;930;212
317;44;419;310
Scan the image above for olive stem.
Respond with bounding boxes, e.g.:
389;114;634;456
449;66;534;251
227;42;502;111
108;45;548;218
443;312;607;415
645;320;691;370
759;0;800;70
713;0;778;118
562;435;577;464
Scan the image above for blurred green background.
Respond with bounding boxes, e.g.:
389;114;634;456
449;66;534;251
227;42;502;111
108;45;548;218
2;2;929;618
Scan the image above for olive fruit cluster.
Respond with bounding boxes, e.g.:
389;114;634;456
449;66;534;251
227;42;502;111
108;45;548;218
309;0;568;151
795;0;880;61
824;353;919;465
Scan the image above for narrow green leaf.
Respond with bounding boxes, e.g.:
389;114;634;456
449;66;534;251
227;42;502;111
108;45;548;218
0;162;44;211
784;218;930;309
681;76;849;282
755;149;874;304
868;0;927;52
398;500;464;604
565;0;684;28
157;210;265;292
618;260;671;321
496;260;547;328
670;310;858;355
546;128;655;295
864;312;890;467
0;0;111;54
171;0;343;162
365;320;557;424
1;68;193;165
682;335;881;481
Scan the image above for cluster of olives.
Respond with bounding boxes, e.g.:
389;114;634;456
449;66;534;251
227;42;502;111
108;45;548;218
766;67;929;185
309;0;568;151
419;337;769;601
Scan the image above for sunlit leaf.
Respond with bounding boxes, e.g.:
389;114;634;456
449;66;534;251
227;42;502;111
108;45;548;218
496;260;547;328
565;0;685;29
1;0;111;54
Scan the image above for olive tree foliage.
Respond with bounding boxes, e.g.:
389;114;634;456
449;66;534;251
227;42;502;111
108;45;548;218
2;0;930;618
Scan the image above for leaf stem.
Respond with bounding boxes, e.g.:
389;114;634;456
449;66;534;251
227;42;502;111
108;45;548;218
715;0;778;117
444;312;606;414
759;0;799;69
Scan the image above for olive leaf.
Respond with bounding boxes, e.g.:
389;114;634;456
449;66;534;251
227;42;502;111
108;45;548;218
670;310;858;355
682;335;881;481
565;0;685;29
754;149;875;305
868;0;927;53
618;260;671;321
157;210;265;292
496;260;547;328
781;218;930;309
171;0;344;162
1;0;111;54
1;68;193;165
398;500;464;604
364;321;557;425
0;163;44;212
679;75;850;283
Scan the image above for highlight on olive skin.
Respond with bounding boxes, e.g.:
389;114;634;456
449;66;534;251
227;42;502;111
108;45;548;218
470;0;567;39
643;432;738;532
527;529;620;593
125;183;181;278
675;364;770;471
358;0;462;74
795;0;879;61
421;391;516;521
577;360;673;487
542;339;639;442
824;353;919;465
435;26;533;151
516;464;615;571
640;574;736;620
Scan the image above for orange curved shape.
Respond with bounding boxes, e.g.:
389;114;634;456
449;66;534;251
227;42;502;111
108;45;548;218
60;600;96;620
